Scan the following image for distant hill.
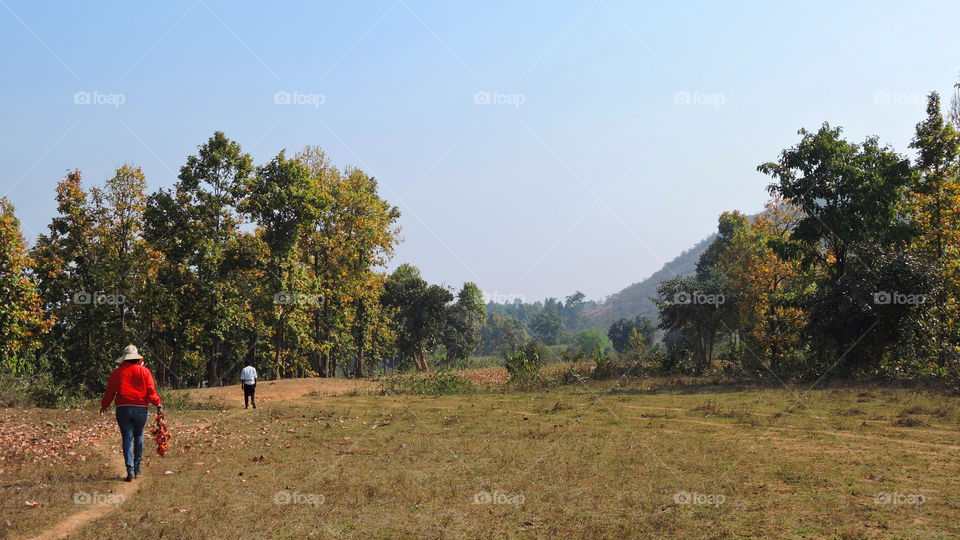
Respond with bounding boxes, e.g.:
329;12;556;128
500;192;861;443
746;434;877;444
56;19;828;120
582;234;716;329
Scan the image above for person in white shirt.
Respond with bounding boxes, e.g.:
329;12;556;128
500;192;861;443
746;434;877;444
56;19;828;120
240;364;258;409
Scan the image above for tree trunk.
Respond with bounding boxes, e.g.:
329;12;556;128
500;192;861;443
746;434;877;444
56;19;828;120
314;313;325;376
273;322;282;380
170;349;181;389
416;344;429;372
355;348;364;378
207;339;220;387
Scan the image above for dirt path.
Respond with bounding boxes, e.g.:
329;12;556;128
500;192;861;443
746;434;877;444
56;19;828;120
27;404;255;540
26;441;140;540
177;369;511;405
181;377;378;406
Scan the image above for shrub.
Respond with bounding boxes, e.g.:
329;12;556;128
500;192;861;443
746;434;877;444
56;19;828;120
0;372;81;408
560;348;585;363
591;352;621;380
504;348;543;386
0;373;32;407
553;363;591;386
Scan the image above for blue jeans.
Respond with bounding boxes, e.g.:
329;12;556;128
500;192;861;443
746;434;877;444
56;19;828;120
115;406;148;475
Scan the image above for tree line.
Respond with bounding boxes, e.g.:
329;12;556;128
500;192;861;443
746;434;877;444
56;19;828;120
1;133;501;393
655;88;960;380
7;84;958;396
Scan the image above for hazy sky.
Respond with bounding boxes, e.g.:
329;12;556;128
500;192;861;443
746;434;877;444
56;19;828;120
2;1;959;302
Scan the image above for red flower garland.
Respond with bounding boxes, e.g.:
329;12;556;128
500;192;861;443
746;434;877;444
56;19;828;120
150;410;171;457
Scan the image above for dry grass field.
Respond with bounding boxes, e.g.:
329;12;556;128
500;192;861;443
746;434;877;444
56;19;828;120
2;374;959;539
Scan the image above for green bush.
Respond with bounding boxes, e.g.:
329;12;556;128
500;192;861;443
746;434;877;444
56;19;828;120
380;371;478;395
0;372;81;408
504;348;543;386
553;363;591;386
0;373;32;407
591;352;621;380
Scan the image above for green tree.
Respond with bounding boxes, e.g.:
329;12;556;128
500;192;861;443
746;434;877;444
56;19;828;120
382;264;453;371
443;282;486;363
175;132;255;385
31;171;114;391
655;268;732;372
143;187;205;387
0;198;52;374
480;313;529;355
715;201;812;376
242;151;326;378
530;311;562;345
296;148;400;377
759;123;914;373
909;92;960;371
575;327;611;355
607;316;654;354
563;291;587;330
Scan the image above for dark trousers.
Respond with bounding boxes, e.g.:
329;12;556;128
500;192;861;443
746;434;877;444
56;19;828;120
243;382;256;407
115;406;148;475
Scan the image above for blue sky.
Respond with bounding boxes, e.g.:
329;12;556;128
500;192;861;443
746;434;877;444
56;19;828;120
2;0;959;302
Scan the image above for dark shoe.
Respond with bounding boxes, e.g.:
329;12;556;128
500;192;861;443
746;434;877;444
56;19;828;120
252;402;256;409
124;473;134;482
134;468;141;478
245;405;248;409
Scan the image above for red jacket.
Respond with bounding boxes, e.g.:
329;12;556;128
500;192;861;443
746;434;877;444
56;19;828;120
101;361;162;409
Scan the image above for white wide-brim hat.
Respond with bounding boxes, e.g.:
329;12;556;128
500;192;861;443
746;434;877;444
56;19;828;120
116;344;144;363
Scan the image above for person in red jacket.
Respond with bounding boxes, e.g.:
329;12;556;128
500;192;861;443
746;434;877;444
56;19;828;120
100;345;162;482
